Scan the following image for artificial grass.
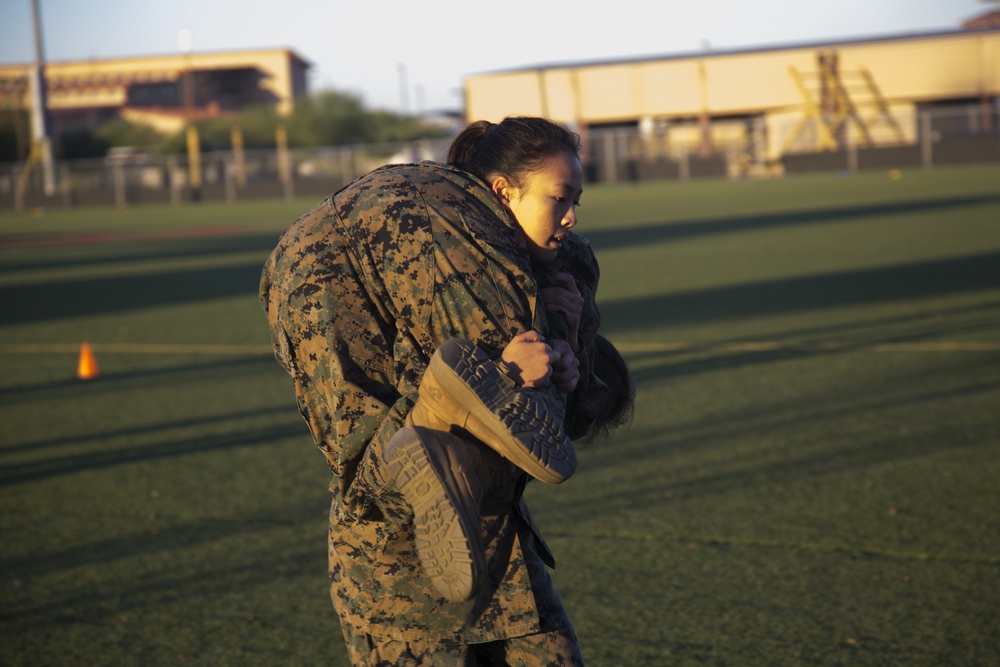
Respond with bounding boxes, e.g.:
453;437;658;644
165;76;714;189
1;164;998;665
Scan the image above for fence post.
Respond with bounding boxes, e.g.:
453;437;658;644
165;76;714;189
13;164;24;211
601;132;617;184
113;162;126;208
60;163;72;207
920;111;933;169
169;156;181;206
187;126;202;202
231;126;246;188
276;124;295;200
679;149;690;182
224;156;236;203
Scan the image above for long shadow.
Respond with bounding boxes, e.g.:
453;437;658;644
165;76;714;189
0;499;331;628
544;360;1000;523
0;354;280;403
0;421;308;487
584;194;1000;252
599;250;1000;333
1;404;294;454
0;261;267;326
0;496;325;582
623;309;1000;386
705;299;1000;347
0;232;282;274
6;248;997;333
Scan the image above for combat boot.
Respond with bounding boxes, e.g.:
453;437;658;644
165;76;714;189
382;425;508;603
408;338;576;485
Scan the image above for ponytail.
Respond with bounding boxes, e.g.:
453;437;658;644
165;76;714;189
446;120;492;165
447;116;581;188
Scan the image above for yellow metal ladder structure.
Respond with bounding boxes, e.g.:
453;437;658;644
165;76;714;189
784;51;906;153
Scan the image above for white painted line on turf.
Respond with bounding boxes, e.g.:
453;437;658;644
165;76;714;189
2;341;999;355
0;343;274;355
613;341;1000;353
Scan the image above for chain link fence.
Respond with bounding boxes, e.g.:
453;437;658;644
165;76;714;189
582;103;1000;184
3;104;998;210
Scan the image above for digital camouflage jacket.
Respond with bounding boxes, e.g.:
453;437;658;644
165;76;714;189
260;162;605;643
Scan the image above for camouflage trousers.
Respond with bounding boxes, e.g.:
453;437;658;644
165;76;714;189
340;622;586;666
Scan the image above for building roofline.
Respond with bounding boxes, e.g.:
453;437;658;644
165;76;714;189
467;26;1000;78
0;46;311;70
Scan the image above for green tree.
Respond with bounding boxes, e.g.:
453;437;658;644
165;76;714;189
5;88;450;161
95;118;160;150
0;108;30;162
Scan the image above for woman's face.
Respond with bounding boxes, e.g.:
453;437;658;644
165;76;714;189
498;151;584;263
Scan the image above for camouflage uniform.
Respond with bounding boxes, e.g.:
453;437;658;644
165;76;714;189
259;162;604;653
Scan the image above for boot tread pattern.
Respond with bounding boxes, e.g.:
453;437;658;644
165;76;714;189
384;432;479;602
435;339;576;482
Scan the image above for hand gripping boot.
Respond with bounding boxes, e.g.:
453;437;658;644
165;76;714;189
408;338;577;485
382;425;502;602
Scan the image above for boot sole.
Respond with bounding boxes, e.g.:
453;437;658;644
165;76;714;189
383;428;484;602
428;339;576;484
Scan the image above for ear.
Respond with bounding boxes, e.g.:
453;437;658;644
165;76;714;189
491;176;517;205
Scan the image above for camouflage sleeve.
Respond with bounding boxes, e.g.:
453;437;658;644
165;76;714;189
259;193;419;510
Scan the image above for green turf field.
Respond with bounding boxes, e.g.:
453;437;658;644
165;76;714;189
2;164;999;666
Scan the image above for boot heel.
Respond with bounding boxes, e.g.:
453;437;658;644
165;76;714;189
383;426;484;602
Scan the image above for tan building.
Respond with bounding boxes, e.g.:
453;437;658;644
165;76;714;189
0;48;310;137
463;27;1000;169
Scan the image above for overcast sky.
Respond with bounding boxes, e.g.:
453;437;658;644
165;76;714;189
0;0;991;112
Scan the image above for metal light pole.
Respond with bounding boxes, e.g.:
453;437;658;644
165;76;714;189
398;63;410;115
30;0;56;196
178;28;201;202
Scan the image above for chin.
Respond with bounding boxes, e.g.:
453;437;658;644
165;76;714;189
531;248;559;263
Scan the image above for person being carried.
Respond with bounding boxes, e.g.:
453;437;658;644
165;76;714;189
383;122;635;605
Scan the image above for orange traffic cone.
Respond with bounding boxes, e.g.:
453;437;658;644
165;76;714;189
77;341;99;380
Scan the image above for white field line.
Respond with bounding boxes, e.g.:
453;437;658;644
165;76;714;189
0;343;274;355
1;341;999;355
612;341;1000;353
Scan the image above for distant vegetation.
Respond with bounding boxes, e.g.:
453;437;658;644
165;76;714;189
0;89;451;161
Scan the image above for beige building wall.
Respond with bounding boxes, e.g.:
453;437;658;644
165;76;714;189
0;48;309;133
465;29;1000;159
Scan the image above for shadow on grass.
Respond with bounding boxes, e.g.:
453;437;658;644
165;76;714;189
0;261;268;326
615;299;1000;389
0;501;331;635
600;250;1000;334
1;404;295;455
4;249;999;334
0;354;282;406
0;497;325;582
0;419;307;487
0;232;282;275
585;193;1000;252
558;353;1000;521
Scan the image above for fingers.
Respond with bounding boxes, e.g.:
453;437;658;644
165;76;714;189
549;339;580;393
540;280;584;328
552;272;580;294
514;329;545;344
501;330;554;389
501;330;580;390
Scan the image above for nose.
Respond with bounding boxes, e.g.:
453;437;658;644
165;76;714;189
563;207;577;228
